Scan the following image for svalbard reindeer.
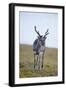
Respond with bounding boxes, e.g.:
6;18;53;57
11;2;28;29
33;26;49;70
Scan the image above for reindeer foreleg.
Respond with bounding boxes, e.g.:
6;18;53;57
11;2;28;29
34;54;36;69
42;50;45;69
42;54;44;69
38;55;40;70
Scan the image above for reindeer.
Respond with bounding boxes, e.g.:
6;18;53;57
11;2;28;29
33;26;49;70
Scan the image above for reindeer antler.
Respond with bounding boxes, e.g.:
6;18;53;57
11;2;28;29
34;26;41;37
44;29;49;37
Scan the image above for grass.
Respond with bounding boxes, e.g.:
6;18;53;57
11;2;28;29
19;44;58;78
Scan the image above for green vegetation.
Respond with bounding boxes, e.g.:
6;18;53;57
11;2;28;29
19;44;58;78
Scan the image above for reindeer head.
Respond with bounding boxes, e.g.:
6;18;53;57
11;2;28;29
34;26;49;46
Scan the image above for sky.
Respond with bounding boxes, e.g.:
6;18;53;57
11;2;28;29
19;11;58;48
